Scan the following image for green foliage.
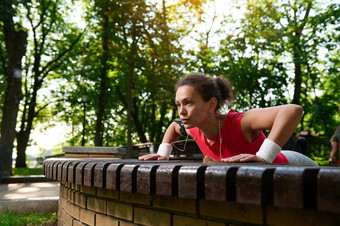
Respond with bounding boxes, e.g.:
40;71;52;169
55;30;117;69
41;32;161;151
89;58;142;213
308;137;332;166
51;0;205;145
214;3;291;110
1;0;338;163
0;210;57;226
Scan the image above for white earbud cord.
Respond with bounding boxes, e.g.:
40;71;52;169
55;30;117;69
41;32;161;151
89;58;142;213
171;116;222;156
171;131;199;152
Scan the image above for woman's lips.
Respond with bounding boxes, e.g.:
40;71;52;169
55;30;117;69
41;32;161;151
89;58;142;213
181;118;188;124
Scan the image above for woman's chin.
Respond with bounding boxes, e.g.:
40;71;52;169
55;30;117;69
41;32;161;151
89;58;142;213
184;124;194;129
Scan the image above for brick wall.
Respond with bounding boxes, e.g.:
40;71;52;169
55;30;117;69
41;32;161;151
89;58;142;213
58;181;339;226
45;159;340;226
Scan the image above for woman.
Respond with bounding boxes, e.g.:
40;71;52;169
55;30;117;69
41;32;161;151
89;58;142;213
293;128;319;155
329;126;340;163
139;73;317;166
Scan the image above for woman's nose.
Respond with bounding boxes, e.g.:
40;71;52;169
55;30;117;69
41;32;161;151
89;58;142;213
178;106;186;115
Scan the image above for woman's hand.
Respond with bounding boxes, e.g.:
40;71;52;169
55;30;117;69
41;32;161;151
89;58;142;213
221;154;266;163
138;154;168;161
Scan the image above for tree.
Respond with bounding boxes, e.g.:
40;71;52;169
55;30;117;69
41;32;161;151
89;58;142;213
0;0;27;176
216;3;289;110
9;0;335;164
15;0;84;167
73;0;190;148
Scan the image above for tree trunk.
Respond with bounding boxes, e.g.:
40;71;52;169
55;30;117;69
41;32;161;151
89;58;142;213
291;3;311;105
132;98;147;143
16;82;39;167
156;104;167;143
95;1;109;146
15;130;30;167
116;87;148;144
126;18;137;158
0;13;27;175
292;50;302;105
150;102;156;142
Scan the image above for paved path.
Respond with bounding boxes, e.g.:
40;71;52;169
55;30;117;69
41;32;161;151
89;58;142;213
0;182;59;214
0;182;59;200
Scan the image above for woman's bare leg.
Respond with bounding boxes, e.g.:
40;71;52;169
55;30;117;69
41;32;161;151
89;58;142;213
330;141;338;161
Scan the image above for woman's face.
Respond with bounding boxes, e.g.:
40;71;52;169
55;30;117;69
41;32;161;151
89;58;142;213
175;85;213;129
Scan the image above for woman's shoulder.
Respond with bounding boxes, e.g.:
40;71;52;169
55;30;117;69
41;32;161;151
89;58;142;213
222;109;244;130
225;109;244;120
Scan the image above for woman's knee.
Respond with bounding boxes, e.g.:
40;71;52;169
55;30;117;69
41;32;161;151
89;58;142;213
281;150;318;166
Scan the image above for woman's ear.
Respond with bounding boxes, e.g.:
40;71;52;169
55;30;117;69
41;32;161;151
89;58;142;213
208;97;218;113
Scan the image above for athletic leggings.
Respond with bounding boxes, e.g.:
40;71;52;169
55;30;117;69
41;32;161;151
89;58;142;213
282;150;318;166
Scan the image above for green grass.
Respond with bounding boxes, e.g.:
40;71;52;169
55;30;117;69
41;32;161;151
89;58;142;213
12;167;43;176
0;210;57;226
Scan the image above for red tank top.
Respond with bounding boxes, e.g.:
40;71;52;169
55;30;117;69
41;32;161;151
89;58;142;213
189;110;288;164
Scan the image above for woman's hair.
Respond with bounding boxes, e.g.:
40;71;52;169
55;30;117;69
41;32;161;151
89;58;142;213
175;72;233;111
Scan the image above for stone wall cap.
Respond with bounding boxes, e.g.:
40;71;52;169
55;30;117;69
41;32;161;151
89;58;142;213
62;146;126;154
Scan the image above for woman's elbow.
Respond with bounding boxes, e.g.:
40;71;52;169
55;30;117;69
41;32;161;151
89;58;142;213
288;104;303;119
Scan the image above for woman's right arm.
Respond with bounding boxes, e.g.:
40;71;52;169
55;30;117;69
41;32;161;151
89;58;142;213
138;122;183;161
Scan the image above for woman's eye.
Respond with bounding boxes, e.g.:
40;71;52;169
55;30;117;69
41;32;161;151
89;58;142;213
185;101;191;105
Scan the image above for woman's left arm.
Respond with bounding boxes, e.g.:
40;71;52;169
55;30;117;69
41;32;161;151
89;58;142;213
244;104;303;147
222;104;303;163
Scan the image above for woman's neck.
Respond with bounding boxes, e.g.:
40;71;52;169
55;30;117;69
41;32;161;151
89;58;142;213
199;114;225;140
